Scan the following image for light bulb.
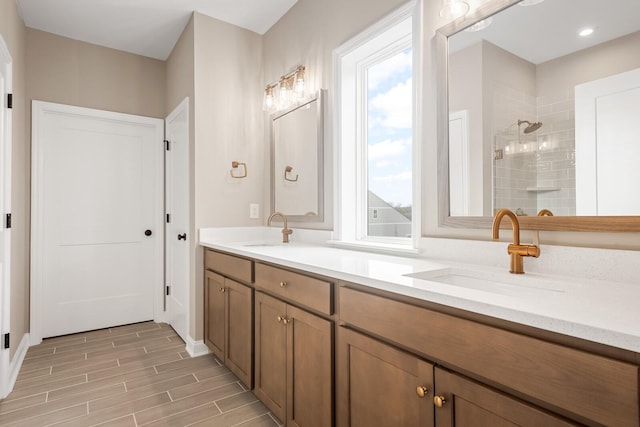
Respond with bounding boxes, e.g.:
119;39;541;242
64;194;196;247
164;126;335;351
294;67;305;95
263;86;275;111
440;0;469;19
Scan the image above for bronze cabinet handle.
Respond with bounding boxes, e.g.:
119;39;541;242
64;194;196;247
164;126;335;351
434;395;447;408
416;386;429;398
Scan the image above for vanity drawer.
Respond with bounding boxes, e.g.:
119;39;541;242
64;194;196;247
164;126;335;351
204;250;254;284
255;263;332;315
339;286;639;427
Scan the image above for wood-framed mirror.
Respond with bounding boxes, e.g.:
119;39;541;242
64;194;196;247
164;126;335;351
271;90;324;222
436;0;640;232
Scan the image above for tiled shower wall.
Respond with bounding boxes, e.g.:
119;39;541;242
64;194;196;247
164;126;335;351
492;83;538;216
492;84;576;216
535;90;576;216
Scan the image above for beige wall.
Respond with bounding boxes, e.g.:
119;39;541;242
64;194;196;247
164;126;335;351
1;0;28;361
537;31;640;99
27;29;166;118
191;13;264;340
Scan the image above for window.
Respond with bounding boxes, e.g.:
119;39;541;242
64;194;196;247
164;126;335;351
335;2;420;250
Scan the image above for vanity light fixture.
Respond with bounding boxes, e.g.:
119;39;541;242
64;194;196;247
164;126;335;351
439;0;469;20
263;65;307;113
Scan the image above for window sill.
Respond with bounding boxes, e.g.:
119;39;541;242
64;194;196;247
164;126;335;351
326;239;420;256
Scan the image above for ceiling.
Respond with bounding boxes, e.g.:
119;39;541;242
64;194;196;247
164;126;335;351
449;0;640;64
16;0;298;60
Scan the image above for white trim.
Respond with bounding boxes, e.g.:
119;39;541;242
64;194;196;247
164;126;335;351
0;333;28;399
30;101;165;344
185;336;210;358
0;34;12;401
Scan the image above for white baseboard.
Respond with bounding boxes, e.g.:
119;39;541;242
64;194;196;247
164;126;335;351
1;333;29;399
185;336;210;358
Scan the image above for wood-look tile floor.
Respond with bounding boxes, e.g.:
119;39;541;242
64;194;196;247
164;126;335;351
0;322;281;427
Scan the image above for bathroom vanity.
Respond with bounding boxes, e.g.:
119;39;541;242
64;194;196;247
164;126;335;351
200;228;640;427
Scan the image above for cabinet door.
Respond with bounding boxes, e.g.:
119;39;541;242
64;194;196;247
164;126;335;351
336;327;434;427
225;278;253;389
433;368;577;427
287;305;332;427
204;270;226;361
255;292;287;423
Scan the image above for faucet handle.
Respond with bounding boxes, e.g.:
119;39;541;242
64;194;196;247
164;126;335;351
508;243;540;258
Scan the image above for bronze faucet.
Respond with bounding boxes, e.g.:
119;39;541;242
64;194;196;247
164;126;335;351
492;208;540;274
267;211;293;243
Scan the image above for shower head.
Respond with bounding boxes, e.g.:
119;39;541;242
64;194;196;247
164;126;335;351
518;119;543;134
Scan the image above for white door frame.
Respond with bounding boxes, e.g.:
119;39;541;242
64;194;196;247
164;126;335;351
31;101;165;345
164;97;190;344
0;34;13;399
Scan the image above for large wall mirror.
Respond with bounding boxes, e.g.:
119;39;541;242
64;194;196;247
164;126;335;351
271;91;324;222
437;0;640;231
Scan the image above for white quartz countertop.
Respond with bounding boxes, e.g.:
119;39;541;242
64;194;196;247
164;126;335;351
199;227;640;353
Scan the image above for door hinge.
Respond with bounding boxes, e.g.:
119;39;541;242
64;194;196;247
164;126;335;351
5;213;11;229
166;286;170;296
166;213;170;224
7;93;12;109
164;140;170;151
3;333;9;349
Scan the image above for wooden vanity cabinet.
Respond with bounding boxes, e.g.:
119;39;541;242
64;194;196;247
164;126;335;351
338;284;640;427
204;250;254;388
254;264;333;427
337;327;434;427
433;367;577;427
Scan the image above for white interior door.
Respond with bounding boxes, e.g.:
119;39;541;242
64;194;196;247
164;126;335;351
165;98;190;343
31;101;164;342
0;36;12;399
575;67;640;215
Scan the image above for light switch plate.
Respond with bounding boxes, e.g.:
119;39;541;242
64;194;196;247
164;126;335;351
249;203;260;219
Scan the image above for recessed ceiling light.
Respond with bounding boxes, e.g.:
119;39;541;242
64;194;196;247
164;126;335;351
579;27;595;37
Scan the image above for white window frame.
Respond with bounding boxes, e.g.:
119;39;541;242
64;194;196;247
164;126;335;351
333;1;422;253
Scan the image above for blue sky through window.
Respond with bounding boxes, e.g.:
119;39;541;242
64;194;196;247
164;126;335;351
367;47;413;208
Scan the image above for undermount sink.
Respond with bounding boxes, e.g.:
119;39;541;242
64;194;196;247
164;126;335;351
403;268;575;296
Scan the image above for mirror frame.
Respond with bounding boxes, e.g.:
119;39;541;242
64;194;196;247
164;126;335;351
436;0;640;232
270;90;325;223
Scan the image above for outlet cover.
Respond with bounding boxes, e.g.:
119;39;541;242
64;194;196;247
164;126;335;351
249;203;260;219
